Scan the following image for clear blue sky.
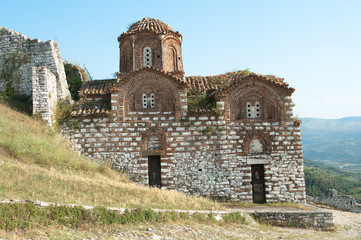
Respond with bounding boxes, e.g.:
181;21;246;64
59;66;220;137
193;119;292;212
1;0;361;119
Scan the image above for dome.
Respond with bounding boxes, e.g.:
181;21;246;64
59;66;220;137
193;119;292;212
125;18;176;35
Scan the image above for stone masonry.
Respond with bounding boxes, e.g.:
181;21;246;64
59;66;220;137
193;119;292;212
68;18;306;203
0;27;70;125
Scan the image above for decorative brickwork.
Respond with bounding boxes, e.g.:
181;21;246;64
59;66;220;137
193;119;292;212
118;18;184;79
68;18;306;203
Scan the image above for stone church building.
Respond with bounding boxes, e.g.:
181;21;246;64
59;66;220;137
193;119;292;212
70;18;306;203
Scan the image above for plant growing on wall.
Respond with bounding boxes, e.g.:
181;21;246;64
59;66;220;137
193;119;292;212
0;52;31;113
187;89;216;111
0;52;28;93
64;62;88;101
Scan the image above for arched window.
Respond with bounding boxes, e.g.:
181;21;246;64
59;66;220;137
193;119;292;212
142;93;147;108
247;101;261;119
150;93;155;108
142;93;155;108
143;47;152;67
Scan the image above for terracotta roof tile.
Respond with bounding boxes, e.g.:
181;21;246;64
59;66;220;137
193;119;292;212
71;101;111;117
121;18;179;36
186;71;290;93
79;79;117;96
74;70;292;116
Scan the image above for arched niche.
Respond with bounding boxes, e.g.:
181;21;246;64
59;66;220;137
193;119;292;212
229;84;283;122
243;132;272;155
119;39;133;73
125;80;176;113
141;127;167;156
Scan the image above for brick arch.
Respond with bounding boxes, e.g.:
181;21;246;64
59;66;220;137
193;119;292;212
134;33;161;69
242;131;272;155
162;33;182;44
117;71;182;119
119;39;133;73
141;126;167;156
226;80;285;122
162;37;183;73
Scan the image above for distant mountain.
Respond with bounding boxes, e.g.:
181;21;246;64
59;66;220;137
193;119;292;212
300;117;361;172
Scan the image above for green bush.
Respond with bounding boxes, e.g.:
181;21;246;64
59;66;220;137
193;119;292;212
54;101;79;131
64;63;87;101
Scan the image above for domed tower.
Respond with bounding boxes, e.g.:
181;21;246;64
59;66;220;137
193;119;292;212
117;18;184;79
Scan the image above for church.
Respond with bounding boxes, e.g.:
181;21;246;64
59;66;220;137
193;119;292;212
70;18;306;203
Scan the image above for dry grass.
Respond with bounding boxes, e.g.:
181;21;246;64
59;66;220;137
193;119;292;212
0;103;221;210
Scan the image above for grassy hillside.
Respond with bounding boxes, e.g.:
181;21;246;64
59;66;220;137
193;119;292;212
0;103;221;210
301;117;361;172
304;159;361;203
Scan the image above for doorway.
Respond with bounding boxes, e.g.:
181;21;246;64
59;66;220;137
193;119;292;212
251;164;266;203
148;155;161;187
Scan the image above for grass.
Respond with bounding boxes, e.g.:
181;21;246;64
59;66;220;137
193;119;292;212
0;103;221;210
223;201;312;210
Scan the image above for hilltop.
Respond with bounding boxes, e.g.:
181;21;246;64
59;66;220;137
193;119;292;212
0;104;360;239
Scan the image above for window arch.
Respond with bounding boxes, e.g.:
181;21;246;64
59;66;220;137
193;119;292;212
143;47;152;67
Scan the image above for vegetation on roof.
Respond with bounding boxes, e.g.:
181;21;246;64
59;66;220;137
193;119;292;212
187;89;216;112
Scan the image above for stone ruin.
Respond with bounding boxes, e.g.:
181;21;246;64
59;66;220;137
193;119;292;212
307;189;361;213
0;27;70;126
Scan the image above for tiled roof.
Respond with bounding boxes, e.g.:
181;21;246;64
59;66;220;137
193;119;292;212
71;101;111;117
79;79;117;96
186;71;291;93
110;66;188;93
123;18;177;36
74;70;293;116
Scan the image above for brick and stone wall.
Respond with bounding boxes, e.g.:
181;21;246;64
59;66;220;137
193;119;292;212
251;211;333;230
68;109;305;203
0;27;70;125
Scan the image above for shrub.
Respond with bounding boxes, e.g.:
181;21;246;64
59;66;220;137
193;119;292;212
54;101;79;131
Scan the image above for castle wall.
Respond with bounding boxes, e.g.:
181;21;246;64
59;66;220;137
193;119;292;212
0;27;70;125
32;66;57;124
68;110;305;203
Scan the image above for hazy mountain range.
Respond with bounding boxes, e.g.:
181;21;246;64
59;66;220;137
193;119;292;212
300;117;361;172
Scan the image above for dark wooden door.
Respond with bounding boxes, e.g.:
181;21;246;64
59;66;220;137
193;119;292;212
251;164;266;203
148;155;161;187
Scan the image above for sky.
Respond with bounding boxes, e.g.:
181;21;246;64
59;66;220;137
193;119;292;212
1;0;361;119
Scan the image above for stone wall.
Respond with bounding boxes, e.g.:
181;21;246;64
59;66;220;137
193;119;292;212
0;27;70;125
68;110;305;203
250;211;333;230
307;189;361;213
